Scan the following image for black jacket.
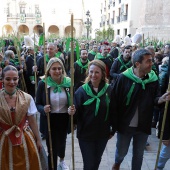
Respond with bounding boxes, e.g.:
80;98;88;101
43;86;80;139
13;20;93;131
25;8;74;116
110;55;132;81
110;73;160;135
74;81;114;141
110;47;119;59
74;61;88;91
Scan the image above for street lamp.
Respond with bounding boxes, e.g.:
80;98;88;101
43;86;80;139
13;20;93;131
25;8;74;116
85;10;91;39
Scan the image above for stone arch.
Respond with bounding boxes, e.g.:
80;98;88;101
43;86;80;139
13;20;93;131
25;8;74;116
18;24;29;35
2;24;13;36
48;25;59;36
64;26;76;37
33;25;43;35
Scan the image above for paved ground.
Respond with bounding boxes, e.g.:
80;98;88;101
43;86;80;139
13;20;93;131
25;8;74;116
42;128;170;170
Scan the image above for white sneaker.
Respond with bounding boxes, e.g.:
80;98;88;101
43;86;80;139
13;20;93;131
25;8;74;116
58;161;69;170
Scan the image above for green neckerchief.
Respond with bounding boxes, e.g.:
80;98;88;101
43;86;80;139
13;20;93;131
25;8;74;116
118;56;131;71
89;50;97;56
76;59;89;73
43;76;71;106
43;76;71;93
95;53;105;59
82;83;110;121
95;53;110;60
123;67;158;105
56;51;62;58
45;53;60;63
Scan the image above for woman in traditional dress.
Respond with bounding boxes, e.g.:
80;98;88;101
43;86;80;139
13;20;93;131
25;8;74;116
36;57;71;170
69;59;115;170
0;65;43;170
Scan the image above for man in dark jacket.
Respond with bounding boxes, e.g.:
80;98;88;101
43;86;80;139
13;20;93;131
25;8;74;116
88;44;97;61
110;45;132;82
109;40;119;59
74;49;89;91
110;49;170;170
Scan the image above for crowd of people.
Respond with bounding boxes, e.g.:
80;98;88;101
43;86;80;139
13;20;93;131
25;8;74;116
0;36;170;170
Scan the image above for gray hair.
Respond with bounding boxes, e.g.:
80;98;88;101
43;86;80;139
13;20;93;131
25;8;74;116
4;50;14;60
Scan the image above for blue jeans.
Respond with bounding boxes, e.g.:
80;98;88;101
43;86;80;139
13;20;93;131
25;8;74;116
115;127;148;170
157;144;170;170
78;138;108;170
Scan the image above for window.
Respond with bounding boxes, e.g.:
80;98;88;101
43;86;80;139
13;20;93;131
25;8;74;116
20;5;25;14
124;29;127;36
117;29;120;35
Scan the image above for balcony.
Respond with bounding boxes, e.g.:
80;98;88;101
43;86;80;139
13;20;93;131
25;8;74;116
111;18;114;24
117;16;120;23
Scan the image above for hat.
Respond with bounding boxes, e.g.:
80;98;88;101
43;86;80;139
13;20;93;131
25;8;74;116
131;33;142;44
112;35;121;44
124;36;132;46
24;35;34;48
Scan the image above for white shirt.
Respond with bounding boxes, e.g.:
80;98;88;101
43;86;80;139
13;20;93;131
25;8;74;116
27;96;38;116
50;87;68;113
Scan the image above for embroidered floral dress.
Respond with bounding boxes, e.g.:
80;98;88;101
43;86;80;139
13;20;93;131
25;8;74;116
0;90;42;170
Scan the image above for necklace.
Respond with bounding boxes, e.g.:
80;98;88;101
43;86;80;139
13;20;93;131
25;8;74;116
4;89;17;99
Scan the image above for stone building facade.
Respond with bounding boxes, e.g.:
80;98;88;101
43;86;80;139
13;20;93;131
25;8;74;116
100;0;170;41
0;0;85;38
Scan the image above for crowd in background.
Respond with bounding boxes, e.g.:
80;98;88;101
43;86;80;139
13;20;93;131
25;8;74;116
0;35;170;170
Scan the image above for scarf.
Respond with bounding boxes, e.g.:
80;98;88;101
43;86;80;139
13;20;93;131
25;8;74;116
45;53;61;63
76;59;89;73
118;56;131;71
43;76;71;106
89;50;97;56
82;83;110;121
95;53;105;59
123;67;158;105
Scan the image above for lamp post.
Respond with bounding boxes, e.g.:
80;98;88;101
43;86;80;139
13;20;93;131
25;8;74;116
85;10;91;39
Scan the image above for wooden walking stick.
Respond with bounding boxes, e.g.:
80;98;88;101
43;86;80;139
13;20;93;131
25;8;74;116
33;31;37;98
16;33;27;92
33;32;38;121
154;61;170;169
43;23;54;170
70;13;75;170
142;33;144;48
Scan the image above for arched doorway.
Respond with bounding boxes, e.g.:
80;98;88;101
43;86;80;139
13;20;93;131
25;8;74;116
2;25;13;36
48;25;59;36
33;25;43;36
64;26;76;37
18;25;29;35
